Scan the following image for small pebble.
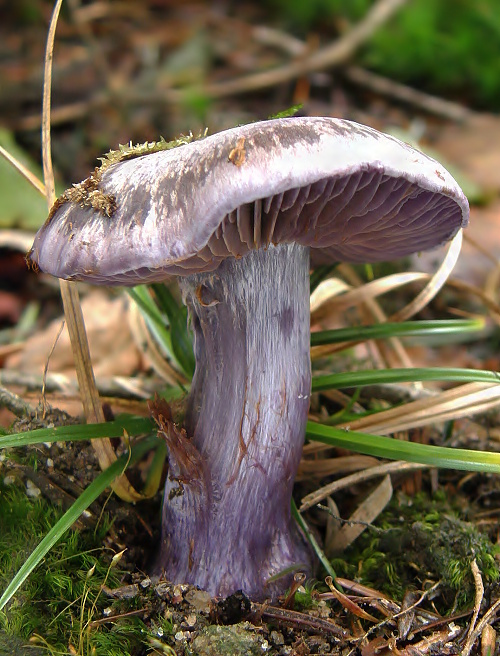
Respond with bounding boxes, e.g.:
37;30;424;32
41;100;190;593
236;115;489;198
185;613;197;628
184;588;212;614
175;631;188;642
26;479;41;498
155;582;171;599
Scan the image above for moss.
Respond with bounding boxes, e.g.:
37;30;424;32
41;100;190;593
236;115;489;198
43;130;208;223
292;580;322;611
188;623;268;656
408;517;499;597
336;491;500;609
0;481;145;655
266;0;500;109
97;131;207;171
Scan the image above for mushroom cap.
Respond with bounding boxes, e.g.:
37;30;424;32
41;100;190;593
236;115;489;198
30;117;468;285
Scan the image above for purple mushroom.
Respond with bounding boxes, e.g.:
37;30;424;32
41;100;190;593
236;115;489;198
28;117;469;600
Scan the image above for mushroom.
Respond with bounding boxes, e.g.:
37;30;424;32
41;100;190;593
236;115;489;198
28;117;469;600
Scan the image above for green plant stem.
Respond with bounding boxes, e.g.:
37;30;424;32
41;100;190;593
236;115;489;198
291;499;339;586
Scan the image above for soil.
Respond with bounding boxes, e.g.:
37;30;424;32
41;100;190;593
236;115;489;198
3;407;499;655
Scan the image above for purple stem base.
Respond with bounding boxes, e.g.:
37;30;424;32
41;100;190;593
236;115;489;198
157;243;313;599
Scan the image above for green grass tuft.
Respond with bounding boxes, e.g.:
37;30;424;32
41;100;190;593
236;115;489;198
0;481;144;655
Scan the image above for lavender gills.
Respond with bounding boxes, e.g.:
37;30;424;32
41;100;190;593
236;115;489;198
157;242;313;599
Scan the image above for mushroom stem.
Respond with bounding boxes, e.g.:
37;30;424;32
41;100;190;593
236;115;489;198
158;242;313;599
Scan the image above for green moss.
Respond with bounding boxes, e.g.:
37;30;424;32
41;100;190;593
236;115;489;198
188;623;268;656
266;0;500;109
44;129;209;223
0;482;145;655
336;491;500;609
98;131;207;171
293;580;322;611
268;105;303;120
78;618;147;656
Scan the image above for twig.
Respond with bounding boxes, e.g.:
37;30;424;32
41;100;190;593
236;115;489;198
317;504;385;533
346;581;442;656
0;370;164;399
41;0;60;205
461;559;485;656
206;0;409;97
410;609;473;635
463;232;500;266
470;597;500;648
89;608;147;627
300;461;431;512
17;97;107;131
343;66;473;121
17;0;409;129
41;320;65;418
252;25;306;57
0;385;35;418
357;383;435;405
446;278;500;325
0;145;46;195
253;603;349;638
253;25;472;122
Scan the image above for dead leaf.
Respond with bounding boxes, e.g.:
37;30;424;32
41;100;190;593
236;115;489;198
5;290;141;378
329;475;393;554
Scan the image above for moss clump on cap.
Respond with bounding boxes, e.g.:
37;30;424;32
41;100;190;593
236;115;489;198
98;130;208;171
46;130;208;222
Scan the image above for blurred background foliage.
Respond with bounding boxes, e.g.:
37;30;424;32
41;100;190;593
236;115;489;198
2;0;499;200
268;0;500;109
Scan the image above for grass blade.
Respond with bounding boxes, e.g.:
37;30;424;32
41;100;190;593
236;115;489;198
128;284;195;378
127;285;174;355
311;319;484;347
151;284;195;377
291;498;338;582
0;416;155;449
306;421;500;473
312;367;500;392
